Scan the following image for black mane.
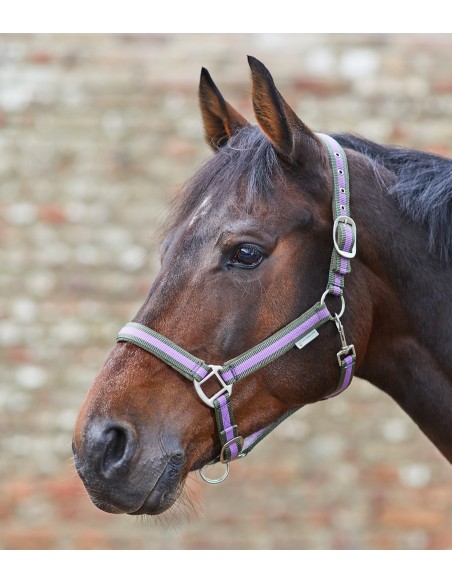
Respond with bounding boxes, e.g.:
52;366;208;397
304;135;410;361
334;133;452;262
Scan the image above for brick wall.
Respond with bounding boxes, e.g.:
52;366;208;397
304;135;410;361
1;33;452;549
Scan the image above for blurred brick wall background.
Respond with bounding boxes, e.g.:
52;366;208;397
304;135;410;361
1;33;452;550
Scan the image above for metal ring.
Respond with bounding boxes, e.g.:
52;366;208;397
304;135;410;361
320;290;345;319
199;462;230;484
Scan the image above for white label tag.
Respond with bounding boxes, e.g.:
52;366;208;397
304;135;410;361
295;329;319;349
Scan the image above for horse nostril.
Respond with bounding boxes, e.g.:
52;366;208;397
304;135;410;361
97;423;137;479
103;427;127;471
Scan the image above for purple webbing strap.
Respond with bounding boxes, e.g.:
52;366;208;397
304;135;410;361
241;351;356;455
221;304;331;384
117;322;210;381
324;354;355;399
240;351;356;456
317;133;355;298
119;304;330;388
214;393;241;460
317;132;349;211
331;223;354;295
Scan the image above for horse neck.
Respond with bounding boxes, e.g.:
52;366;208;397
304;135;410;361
349;151;452;461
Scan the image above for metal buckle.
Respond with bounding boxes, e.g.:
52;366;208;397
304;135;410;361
220;436;244;464
193;365;232;408
333;216;357;259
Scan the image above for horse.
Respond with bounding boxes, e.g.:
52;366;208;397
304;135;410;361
73;56;452;517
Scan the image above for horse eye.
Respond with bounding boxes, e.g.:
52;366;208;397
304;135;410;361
229;244;265;269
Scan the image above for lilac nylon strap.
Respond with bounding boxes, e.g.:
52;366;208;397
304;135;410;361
317;133;356;298
214;393;242;461
117;302;332;398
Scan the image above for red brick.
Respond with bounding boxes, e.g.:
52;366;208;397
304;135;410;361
6;479;34;506
163;138;196;158
3;527;58;550
367;463;399;485
378;506;445;530
74;529;110;550
390;123;408;142
38;205;67;224
307;509;332;527
44;476;98;521
428;531;452;550
426;144;452;157
5;347;33;363
0;499;11;520
28;52;54;64
292;77;349;95
433;81;452;93
369;533;398;550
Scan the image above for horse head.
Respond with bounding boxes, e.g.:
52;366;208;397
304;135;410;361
73;57;377;515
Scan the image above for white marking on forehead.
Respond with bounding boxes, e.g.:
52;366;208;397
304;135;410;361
188;195;212;227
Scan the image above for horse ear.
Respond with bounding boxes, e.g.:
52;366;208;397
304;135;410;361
248;56;324;167
199;67;250;151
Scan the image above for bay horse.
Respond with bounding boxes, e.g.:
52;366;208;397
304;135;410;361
73;56;452;516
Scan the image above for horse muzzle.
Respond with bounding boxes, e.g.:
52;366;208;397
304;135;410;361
72;417;186;515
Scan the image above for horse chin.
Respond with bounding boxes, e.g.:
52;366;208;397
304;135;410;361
128;485;182;516
84;477;183;517
128;451;215;516
128;459;186;516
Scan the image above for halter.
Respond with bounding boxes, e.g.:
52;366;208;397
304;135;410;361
116;134;357;484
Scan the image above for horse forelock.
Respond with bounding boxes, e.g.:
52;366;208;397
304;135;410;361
163;126;283;238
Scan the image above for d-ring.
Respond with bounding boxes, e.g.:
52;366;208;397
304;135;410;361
320;289;345;319
199;462;230;484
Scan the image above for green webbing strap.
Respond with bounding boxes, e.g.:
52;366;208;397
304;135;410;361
213;393;242;462
220;302;331;384
317;134;356;297
117;321;211;382
240;406;301;457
